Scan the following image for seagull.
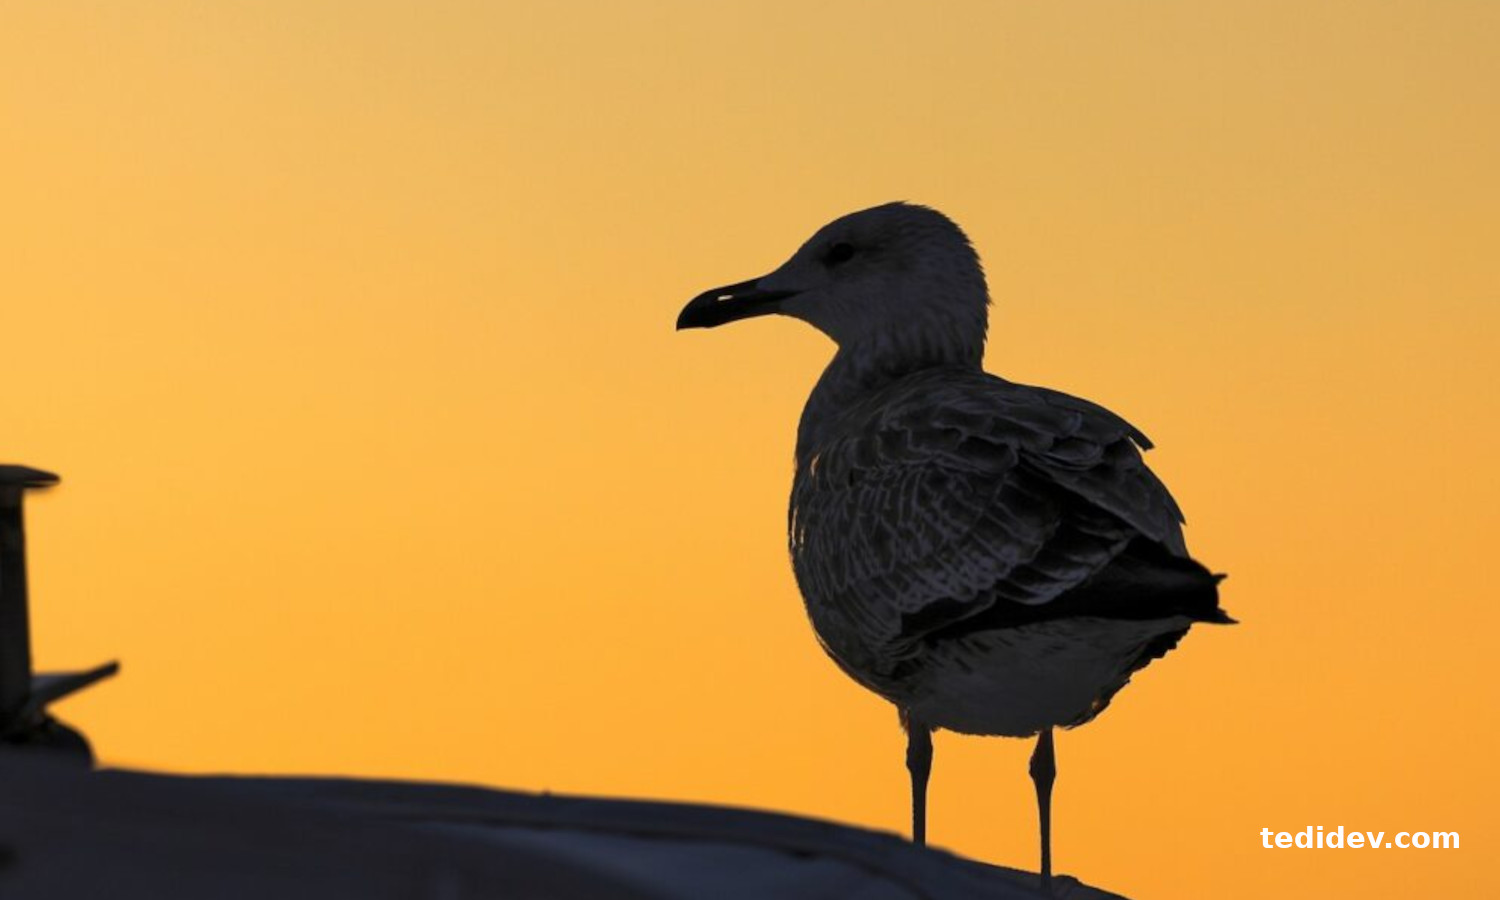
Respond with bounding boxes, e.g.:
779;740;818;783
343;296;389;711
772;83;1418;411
676;202;1232;893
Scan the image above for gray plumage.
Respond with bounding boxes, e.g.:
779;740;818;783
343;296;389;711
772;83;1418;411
790;365;1226;736
678;202;1230;885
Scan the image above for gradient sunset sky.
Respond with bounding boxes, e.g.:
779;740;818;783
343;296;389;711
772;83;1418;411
4;3;1496;897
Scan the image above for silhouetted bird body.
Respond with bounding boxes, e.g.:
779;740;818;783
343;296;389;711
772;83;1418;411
678;202;1231;892
789;366;1226;738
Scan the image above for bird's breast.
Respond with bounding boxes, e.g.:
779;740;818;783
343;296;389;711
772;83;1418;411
787;464;912;696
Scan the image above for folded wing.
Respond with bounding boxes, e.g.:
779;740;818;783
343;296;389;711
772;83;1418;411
789;368;1228;674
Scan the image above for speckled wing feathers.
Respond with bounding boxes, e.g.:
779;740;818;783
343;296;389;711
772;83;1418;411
789;369;1200;675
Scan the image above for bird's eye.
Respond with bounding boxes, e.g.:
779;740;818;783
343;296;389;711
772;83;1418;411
825;242;856;266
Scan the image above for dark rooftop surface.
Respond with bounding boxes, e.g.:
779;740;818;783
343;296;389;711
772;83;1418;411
0;753;1130;899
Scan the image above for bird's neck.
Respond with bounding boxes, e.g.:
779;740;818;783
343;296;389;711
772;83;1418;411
796;327;982;463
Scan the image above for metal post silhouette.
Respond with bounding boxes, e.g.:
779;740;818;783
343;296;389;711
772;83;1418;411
0;466;117;762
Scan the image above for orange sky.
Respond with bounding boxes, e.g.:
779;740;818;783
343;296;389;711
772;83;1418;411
3;2;1496;897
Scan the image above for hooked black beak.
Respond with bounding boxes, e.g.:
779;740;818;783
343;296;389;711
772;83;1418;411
676;278;800;330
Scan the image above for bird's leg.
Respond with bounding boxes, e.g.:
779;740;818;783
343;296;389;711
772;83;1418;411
1029;727;1057;894
904;714;933;846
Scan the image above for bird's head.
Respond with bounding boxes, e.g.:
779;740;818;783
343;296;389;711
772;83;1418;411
677;202;989;363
